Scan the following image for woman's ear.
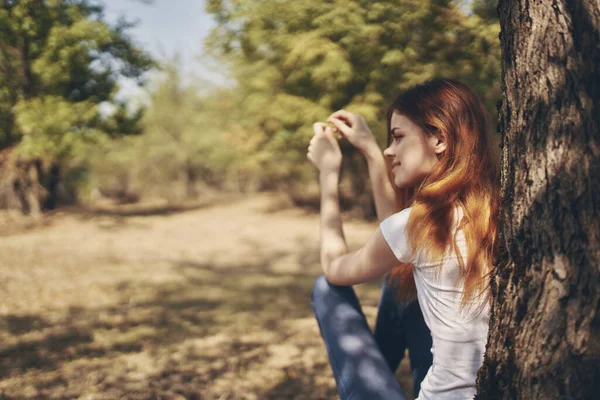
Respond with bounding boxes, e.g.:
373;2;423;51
429;134;447;155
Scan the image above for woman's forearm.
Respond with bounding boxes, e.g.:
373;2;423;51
362;141;397;221
319;170;348;275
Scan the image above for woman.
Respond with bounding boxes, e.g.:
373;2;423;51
307;78;500;400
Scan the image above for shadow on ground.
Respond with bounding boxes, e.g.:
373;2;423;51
0;245;391;399
0;198;412;400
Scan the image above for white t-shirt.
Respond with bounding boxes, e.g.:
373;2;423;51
380;206;490;400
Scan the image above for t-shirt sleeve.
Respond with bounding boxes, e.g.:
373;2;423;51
379;207;414;263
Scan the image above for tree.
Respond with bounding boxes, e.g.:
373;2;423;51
85;60;251;202
0;0;153;212
476;0;600;398
130;61;244;197
205;0;502;213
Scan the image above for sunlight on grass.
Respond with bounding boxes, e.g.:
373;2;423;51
0;194;413;399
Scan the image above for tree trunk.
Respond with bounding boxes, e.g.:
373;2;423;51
42;162;61;210
10;159;45;216
477;1;600;399
185;161;198;198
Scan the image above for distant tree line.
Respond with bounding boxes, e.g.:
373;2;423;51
0;0;502;217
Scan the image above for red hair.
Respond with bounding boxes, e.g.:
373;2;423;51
386;79;500;308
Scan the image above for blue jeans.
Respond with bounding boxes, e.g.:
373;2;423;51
311;275;432;400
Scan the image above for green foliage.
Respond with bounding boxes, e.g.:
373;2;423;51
0;0;153;211
86;61;250;201
0;0;503;211
471;0;499;23
32;19;114;101
0;0;154;154
13;95;102;161
138;65;232;187
204;0;502;194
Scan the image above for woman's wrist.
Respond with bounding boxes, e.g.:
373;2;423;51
319;168;340;186
361;140;383;162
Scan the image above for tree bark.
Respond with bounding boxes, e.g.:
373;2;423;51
477;1;600;399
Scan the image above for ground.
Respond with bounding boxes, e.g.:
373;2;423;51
0;193;414;400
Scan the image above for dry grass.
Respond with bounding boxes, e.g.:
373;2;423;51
0;193;414;399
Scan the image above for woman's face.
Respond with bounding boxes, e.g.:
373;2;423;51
383;111;446;189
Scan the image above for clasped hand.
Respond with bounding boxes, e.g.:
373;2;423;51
307;122;342;173
307;110;376;173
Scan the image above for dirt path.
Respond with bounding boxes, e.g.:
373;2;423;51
0;194;414;399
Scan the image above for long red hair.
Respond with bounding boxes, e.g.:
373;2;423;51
386;79;500;308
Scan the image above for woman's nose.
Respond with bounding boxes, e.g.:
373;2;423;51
383;145;393;157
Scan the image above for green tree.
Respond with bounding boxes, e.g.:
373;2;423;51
204;0;502;215
86;60;251;203
134;62;242;198
0;0;153;212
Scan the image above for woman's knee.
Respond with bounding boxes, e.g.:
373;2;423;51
313;274;351;318
312;275;362;323
311;274;331;307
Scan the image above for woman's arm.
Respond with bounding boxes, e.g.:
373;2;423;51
308;122;399;285
308;123;347;273
361;141;397;221
327;110;396;221
318;168;348;273
325;227;399;286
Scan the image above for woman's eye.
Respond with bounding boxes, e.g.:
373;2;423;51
393;135;403;141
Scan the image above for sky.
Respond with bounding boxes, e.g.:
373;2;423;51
101;0;228;96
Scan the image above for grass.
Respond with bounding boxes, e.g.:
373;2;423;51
0;193;414;400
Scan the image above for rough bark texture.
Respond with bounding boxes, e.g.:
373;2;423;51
476;0;600;398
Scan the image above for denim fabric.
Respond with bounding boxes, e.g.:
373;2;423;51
311;275;432;400
373;276;432;396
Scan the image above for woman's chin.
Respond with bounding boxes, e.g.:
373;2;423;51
393;179;407;189
394;177;419;190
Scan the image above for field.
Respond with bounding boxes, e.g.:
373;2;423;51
0;194;414;399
